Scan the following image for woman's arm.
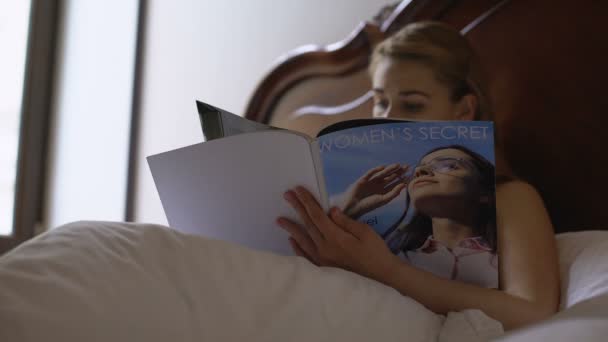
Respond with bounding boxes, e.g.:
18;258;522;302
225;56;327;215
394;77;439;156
497;180;561;326
384;181;560;330
278;182;560;331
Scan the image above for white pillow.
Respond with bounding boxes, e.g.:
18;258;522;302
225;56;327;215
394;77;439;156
556;230;608;309
485;231;608;342
0;221;444;342
495;295;608;342
5;222;605;342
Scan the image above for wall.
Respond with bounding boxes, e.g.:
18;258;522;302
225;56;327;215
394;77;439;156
134;0;391;224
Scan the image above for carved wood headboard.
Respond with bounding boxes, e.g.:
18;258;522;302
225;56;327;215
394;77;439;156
244;0;608;234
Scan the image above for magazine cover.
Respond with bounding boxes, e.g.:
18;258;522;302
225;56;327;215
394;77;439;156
317;121;498;288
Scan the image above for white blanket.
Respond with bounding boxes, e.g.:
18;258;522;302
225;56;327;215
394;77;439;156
0;221;505;342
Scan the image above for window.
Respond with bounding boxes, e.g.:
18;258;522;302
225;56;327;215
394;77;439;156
0;0;59;253
0;1;32;236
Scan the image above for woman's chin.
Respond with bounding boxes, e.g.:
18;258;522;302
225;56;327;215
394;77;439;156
409;187;442;201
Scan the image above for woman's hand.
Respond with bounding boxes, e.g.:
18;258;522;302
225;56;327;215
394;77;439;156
341;164;409;219
277;186;401;283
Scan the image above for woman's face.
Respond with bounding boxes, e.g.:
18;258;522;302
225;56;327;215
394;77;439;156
407;148;483;216
371;57;475;121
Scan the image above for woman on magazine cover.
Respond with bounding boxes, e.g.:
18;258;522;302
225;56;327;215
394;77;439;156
380;144;499;289
277;21;560;331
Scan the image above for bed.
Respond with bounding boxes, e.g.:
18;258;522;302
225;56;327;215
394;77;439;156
244;0;608;235
1;1;607;341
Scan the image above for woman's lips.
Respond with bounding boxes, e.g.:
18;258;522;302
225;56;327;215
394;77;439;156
412;178;437;188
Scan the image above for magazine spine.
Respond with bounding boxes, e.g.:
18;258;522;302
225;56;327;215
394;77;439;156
309;141;329;211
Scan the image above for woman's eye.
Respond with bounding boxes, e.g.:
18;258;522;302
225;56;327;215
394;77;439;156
435;161;460;172
402;102;424;112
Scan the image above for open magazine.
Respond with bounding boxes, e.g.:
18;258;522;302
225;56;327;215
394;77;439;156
148;101;498;288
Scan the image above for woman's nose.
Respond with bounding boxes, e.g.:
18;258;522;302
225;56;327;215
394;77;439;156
414;166;433;178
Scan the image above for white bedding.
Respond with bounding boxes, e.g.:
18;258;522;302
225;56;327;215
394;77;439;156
495;230;608;341
554;231;608;308
0;221;606;342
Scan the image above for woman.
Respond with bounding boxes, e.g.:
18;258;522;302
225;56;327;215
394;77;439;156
383;145;499;289
276;21;559;331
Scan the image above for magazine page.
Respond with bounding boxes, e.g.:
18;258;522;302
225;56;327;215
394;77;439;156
316;121;499;288
196;100;278;141
148;130;325;255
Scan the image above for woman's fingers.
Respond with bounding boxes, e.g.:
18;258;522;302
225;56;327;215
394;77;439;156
277;217;319;261
288;237;305;257
289;237;319;265
283;191;325;244
369;163;400;180
376;165;409;190
361;165;386;181
383;165;410;188
382;183;407;203
292;186;337;238
330;207;369;240
379;166;409;194
383;173;398;181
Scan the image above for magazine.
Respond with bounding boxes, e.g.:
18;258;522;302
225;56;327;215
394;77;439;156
196;101;278;140
148;101;498;288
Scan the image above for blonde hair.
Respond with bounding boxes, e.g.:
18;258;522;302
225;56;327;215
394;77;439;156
369;21;492;120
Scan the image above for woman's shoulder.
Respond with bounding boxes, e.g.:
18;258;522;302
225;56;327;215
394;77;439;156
495;178;540;198
495;178;549;219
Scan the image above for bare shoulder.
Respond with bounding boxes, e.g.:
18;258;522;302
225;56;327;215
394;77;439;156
495;179;553;246
495;179;551;221
496;179;543;203
495;179;554;251
495;179;560;313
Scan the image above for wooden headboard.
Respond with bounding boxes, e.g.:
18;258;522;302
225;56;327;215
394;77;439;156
244;0;608;234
